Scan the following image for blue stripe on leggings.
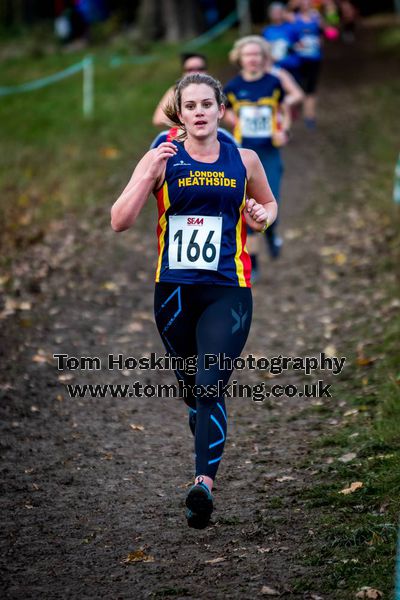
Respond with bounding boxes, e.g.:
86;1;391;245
208;415;225;449
217;402;227;422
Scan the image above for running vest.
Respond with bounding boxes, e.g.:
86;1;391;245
224;73;285;150
294;13;323;60
262;22;301;71
155;141;251;287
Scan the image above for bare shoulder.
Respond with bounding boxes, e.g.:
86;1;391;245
238;147;258;163
135;148;156;168
238;148;260;170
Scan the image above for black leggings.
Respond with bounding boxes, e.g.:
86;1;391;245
154;282;252;480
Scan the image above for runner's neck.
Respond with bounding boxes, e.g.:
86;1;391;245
241;70;264;82
183;137;221;164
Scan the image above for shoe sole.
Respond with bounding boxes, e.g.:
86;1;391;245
185;487;213;529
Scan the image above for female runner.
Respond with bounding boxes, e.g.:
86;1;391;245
111;73;277;528
223;36;293;280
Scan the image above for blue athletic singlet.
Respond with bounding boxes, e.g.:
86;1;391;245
294;13;323;60
262;22;301;72
155;141;251;287
223;73;285;150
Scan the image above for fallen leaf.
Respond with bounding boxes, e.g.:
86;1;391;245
32;353;49;364
58;373;74;382
343;409;358;417
276;476;296;482
320;246;336;256
338;452;357;463
324;344;337;357
356;356;375;367
126;322;144;333
178;480;193;489
261;585;280;595
101;281;119;291
205;557;226;564
121;549;154;563
100;146;120;159
101;452;113;461
130;424;145;431
333;252;347;266
322;268;339;282
355;587;383;599
339;481;363;495
0;274;11;287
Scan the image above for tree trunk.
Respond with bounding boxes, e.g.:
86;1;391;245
237;0;251;36
135;0;158;42
161;0;180;42
180;0;198;40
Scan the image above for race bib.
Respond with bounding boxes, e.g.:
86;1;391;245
239;105;273;139
299;35;320;57
271;39;289;61
168;215;222;271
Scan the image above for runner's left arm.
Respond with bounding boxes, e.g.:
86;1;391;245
278;68;304;107
239;149;278;232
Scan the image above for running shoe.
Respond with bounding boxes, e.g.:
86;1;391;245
304;118;316;130
185;477;214;529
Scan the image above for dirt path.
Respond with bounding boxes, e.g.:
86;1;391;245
0;28;395;599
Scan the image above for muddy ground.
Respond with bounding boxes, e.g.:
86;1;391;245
0;26;397;600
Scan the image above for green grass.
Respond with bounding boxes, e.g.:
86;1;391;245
290;72;400;598
0;30;238;264
379;25;400;53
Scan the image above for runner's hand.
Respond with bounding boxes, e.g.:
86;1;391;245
272;130;289;147
245;198;269;231
147;142;178;181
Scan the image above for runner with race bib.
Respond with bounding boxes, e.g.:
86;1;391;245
292;0;324;128
111;73;277;529
223;35;289;281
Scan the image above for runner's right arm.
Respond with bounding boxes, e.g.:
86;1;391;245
222;108;238;131
110;143;177;232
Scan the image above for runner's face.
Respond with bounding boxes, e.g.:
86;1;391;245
270;7;284;23
179;84;225;138
300;0;312;11
240;43;265;74
183;57;207;74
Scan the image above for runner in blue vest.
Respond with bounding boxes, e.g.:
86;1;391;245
262;2;302;82
292;0;324;128
111;73;277;528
